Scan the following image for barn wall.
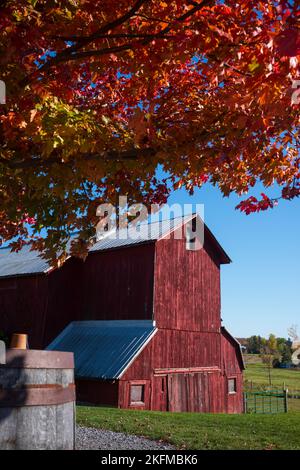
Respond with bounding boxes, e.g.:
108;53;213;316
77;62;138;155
120;370;225;413
121;329;222;381
43;257;83;347
119;328;243;413
164;371;224;413
154;232;221;332
119;329;225;412
0;257;83;349
76;379;118;406
0;275;48;349
221;330;244;414
82;244;155;321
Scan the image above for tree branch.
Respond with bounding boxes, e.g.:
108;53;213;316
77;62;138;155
50;32;175;41
40;0;148;70
0;148;156;170
23;0;215;83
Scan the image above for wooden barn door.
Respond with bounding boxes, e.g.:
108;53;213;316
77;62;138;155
167;373;211;412
151;375;168;411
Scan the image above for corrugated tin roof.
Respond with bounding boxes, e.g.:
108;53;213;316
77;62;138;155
47;320;157;380
0;245;50;278
0;234;77;278
90;214;194;252
0;215;194;278
0;214;230;278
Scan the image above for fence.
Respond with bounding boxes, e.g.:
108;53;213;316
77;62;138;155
287;389;300;412
244;389;288;414
244;387;300;413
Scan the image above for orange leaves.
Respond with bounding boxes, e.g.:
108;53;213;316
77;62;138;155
29;109;38;122
1;1;300;257
128;107;152;145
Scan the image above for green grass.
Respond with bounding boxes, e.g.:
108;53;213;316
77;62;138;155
77;406;300;450
244;363;300;390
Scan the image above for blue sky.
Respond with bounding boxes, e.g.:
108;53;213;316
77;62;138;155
163;184;300;339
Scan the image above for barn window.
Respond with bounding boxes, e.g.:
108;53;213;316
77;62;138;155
186;222;196;251
130;384;145;405
228;378;237;394
185;219;203;251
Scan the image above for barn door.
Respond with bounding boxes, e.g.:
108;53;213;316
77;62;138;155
167;374;189;412
152;375;168;411
167;373;210;412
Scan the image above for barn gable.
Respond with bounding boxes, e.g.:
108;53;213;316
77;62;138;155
221;326;245;371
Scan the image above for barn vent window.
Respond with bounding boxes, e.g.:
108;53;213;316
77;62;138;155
130;384;145;405
228;378;237;394
186;221;196;251
185;219;203;251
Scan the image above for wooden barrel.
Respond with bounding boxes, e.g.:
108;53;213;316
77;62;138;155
0;349;75;450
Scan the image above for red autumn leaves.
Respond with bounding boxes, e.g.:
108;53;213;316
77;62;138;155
276;28;300;57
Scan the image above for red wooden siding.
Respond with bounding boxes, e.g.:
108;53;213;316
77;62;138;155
76;379;118;406
0;257;83;349
221;329;244;413
154;232;221;332
165;372;223;413
82;244;155;321
119;329;227;413
0;275;48;349
121;329;221;381
118;327;243;413
42;257;83;347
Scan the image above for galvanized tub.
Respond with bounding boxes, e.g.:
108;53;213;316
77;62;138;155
0;349;75;450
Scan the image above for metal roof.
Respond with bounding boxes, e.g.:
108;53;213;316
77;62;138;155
0;234;77;278
0;245;50;278
0;215;194;278
47;320;157;380
0;214;230;278
90;214;194;252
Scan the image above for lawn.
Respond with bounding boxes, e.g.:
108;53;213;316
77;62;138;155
244;363;300;390
76;406;300;450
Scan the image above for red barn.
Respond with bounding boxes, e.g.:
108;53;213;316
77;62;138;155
0;214;244;413
0;248;83;348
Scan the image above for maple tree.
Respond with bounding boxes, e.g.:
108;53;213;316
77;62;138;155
0;0;300;261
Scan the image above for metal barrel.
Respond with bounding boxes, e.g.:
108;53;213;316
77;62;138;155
0;349;75;450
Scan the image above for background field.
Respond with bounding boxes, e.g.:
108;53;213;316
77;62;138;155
76;406;300;450
244;356;300;412
244;362;300;390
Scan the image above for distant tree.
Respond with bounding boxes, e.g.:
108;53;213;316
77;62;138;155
260;334;280;385
280;344;292;366
248;335;265;355
277;337;288;349
288;325;299;343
